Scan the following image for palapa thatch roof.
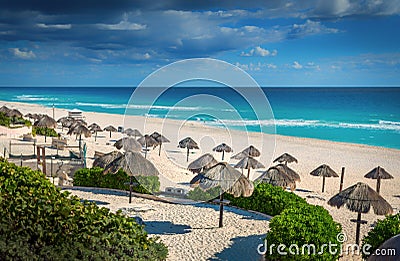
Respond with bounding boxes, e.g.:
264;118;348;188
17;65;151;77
104;151;160;177
255;166;297;189
188;153;218;173
67;124;91;137
150;132;170;143
93;151;122;168
104;125;117;132
190;162;254;197
213;143;233;153
138;134;159;147
7;109;23;118
34;115;57;129
364;166;394;180
124;128;143;137
0;105;10;114
273;153;298;164
310;164;339;177
88;123;102;133
234;156;265;170
275;163;301;182
114;137;142;152
327;182;393;215
178;137;199;149
231;145;260;159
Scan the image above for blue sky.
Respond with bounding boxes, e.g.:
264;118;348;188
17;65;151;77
0;0;399;87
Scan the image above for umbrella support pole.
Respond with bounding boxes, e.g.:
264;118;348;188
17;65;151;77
355;212;362;245
219;193;224;228
247;168;250;179
322;176;326;193
159;143;162;156
376;177;381;194
129;176;133;204
339;167;345;192
186;147;189;162
222;151;225;161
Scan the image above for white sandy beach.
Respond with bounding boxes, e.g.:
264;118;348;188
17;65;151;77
1;100;399;261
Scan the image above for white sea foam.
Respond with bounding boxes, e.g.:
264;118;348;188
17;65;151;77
75;102;201;111
208;118;400;132
14;95;58;101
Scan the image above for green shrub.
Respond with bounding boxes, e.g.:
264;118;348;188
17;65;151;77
265;203;342;260
0;157;168;260
187;187;221;201
73;167;160;194
362;213;400;259
0;112;11;127
225;183;307;216
32;126;58;137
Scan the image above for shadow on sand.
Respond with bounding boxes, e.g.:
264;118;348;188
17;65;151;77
208;234;266;261
145;221;191;235
192;203;271;221
81;199;110;206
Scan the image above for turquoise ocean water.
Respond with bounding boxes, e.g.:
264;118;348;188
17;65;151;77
0;87;399;150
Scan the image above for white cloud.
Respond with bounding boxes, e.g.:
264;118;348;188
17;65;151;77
36;23;72;29
97;14;146;31
235;62;277;71
9;48;36;59
292;61;303;69
241;46;278;57
289;20;339;38
98;21;146;30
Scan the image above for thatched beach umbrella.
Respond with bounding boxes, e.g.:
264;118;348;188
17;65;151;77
151;132;170;156
255;166;297;190
190;162;254;227
231;145;260;160
0;105;11;114
68;124;91;158
188;153;218;173
213;143;233;161
34;115;58;142
178;137;199;162
104;151;160;203
364;166;394;194
328;182;393;245
234;156;264;179
124;128;143;139
114;137;142;152
310;164;339;192
104;125;117;138
57;116;74;131
7;109;23;118
92;150;122;168
367;234;400;261
89;123;103;142
138;134;159;158
273;153;298;166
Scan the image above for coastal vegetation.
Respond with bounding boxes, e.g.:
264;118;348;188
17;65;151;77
0;112;31;128
265;203;342;260
362;213;400;259
73;167;160;194
0;158;168;260
31;126;58;137
192;183;342;260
